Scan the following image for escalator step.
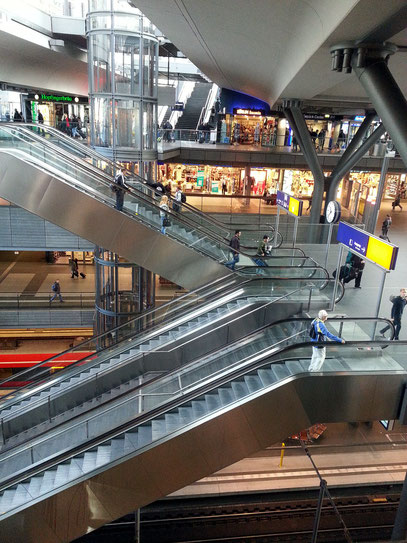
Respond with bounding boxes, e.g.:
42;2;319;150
244;374;263;393
152;419;167;440
231;380;249;399
191;400;208;418
177;406;194;424
257;368;277;386
137;424;153;448
272;365;290;380
218;388;235;406
96;445;111;467
205;394;221;412
285;361;304;375
165;413;182;432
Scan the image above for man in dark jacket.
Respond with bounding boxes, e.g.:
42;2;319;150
380;288;407;340
225;230;241;270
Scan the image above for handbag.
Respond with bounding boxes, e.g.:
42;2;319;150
163;216;171;227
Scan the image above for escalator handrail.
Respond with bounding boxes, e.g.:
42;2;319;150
0;314;393;466
0;276;334;407
7;123;281;246
0;139;277;263
15;123;282;240
0;326;399;494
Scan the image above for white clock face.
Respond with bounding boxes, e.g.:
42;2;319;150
326;201;340;223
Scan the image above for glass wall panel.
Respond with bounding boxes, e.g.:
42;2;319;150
114;13;141;32
94;98;112;147
91;34;112;93
115;100;140;148
143;102;156;150
114;35;140;95
89;14;112;31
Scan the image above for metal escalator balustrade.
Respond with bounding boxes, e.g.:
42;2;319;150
6;123;287;250
0;324;403;543
0;278;339;445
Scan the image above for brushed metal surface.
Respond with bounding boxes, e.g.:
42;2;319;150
1;371;406;542
0;151;230;290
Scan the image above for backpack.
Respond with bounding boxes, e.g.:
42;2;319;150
309;319;317;340
52;282;58;292
180;192;186;204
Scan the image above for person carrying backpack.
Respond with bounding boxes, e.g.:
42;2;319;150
50;280;64;303
173;184;183;212
379;288;407;340
308;310;345;371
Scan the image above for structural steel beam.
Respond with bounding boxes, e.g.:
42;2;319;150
283;102;325;228
326;122;385;205
352;55;407;171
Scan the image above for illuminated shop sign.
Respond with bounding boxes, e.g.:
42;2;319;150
276;190;303;217
233;108;264;116
337;222;398;271
354;115;365;122
31;93;86;103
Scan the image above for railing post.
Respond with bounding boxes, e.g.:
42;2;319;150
311;479;327;543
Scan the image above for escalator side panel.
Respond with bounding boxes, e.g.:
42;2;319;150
0;154;228;289
1;372;405;543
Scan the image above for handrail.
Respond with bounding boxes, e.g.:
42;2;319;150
0;275;335;408
0;278;342;416
0;326;399;493
2;311;384;460
11;123;282;244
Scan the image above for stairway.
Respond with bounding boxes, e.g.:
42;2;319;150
175;83;212;130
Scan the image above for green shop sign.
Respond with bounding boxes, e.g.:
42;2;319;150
40;94;73;102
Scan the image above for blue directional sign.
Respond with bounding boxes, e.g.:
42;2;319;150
276;190;303;217
337;222;398;271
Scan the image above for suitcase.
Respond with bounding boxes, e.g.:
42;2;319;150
80;272;86;279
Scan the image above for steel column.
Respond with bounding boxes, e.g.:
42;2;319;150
367;155;389;233
289;106;325;227
352;57;407;169
326;123;386;204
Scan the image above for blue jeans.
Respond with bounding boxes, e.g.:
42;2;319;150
225;253;239;270
160;216;166;235
253;258;267;267
50;293;63;302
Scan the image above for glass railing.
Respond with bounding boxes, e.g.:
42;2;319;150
0;292;94;309
0;277;340;418
0;126;243;264
9;124;286;247
0;319;399;500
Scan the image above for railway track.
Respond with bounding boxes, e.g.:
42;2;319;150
75;485;402;542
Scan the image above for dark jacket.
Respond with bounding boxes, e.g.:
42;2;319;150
391;296;406;321
229;235;240;255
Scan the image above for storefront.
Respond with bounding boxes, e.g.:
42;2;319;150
158;163;280;195
218;108;279;147
28;92;89;129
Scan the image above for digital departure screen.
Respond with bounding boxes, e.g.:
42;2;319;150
276;190;303;217
337;222;398;271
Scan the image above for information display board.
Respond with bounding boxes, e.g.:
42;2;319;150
276;190;303;217
337;222;398;271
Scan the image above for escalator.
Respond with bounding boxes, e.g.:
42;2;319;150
0;317;405;543
0;124;293;288
0;272;340;448
10;123;286;250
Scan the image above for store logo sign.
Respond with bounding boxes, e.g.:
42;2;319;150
40;94;73;102
234;108;263;116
